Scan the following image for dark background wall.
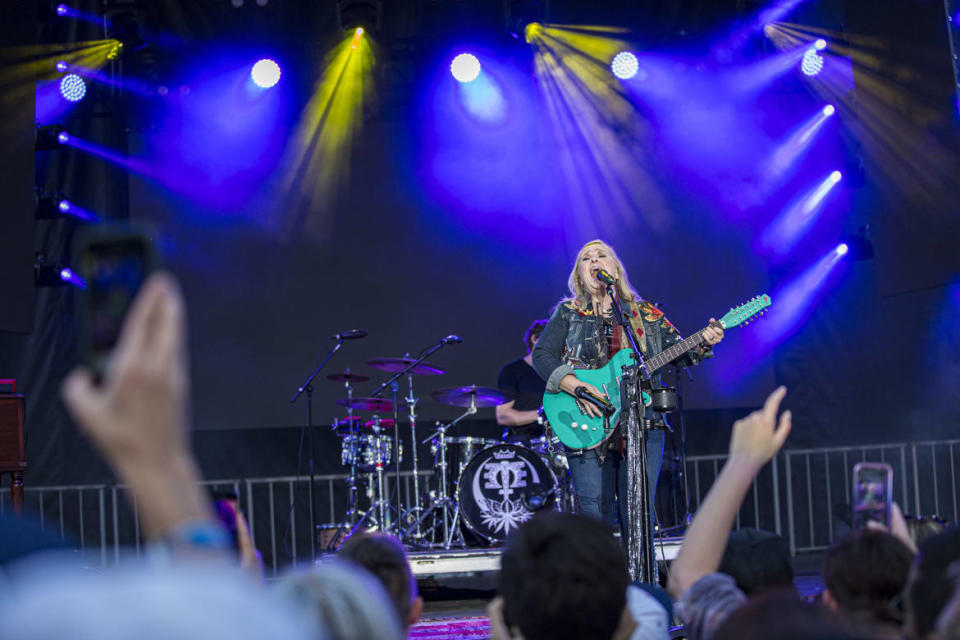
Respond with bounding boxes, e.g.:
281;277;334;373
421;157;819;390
1;0;958;490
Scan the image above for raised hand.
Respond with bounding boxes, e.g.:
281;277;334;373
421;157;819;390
61;273;211;539
729;386;792;468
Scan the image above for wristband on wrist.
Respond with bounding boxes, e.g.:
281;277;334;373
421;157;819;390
164;520;232;550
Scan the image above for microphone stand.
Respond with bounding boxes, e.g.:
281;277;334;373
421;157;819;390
369;336;455;544
290;337;344;560
604;281;656;583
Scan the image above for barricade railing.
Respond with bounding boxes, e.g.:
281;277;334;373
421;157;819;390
2;439;957;569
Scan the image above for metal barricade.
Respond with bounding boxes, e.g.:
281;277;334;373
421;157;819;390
2;439;957;568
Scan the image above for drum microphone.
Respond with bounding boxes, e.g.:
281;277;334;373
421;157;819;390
442;335;463;345
575;386;616;416
522;486;556;512
596;269;616;286
332;329;368;340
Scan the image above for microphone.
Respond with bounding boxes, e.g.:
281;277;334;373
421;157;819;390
442;335;463;345
575;386;616;415
332;329;368;340
522;486;556;512
596;269;616;286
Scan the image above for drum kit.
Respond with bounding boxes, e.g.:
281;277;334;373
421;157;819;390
326;357;574;549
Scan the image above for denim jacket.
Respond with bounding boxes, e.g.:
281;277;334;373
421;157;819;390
532;298;711;394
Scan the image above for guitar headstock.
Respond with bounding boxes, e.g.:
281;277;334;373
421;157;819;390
718;294;772;329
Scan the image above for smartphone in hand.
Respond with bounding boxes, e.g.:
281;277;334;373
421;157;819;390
852;462;893;530
75;225;159;382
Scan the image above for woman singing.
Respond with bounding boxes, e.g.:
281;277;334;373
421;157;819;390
532;240;723;546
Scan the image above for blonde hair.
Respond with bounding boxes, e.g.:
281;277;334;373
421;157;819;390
566;240;639;306
564;240;648;350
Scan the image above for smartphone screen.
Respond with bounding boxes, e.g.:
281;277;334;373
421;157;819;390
76;228;157;380
852;462;893;530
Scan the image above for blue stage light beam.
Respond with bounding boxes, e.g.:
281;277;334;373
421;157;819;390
56;199;100;222
450;53;481;83
765;104;838;183
250;59;282;88
610;51;639;80
753;246;849;349
759;169;844;256
59;267;88;289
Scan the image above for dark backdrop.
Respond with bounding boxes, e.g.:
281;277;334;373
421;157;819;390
1;0;958;489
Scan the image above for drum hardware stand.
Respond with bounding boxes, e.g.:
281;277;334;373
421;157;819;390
347;415;398;536
331;377;363;549
403;373;423;539
604;278;656;583
411;394;477;549
369;335;460;546
289;336;348;561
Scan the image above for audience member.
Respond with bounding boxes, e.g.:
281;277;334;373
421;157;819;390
667;386;792;640
489;511;670;640
0;273;319;640
821;529;913;638
712;589;859;640
904;526;960;640
904;514;947;549
275;559;405;640
717;528;795;596
0;560;315;640
338;532;423;631
934;560;960;640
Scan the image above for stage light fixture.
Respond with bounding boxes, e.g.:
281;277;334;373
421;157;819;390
59;73;87;102
814;38;827;50
801;49;824;76
56;4;69;16
829;170;842;183
34;259;85;288
835;243;848;256
822;104;835;116
36;125;69;151
337;0;380;34
56;60;69;73
105;8;146;51
251;59;281;88
450;53;481;83
839;225;874;260
611;52;639;80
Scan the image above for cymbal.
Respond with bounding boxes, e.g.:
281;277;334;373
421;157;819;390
365;417;396;429
366;357;446;376
336;397;394;412
326;371;370;383
430;385;512;408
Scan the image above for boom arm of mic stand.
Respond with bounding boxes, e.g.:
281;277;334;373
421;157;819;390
290;339;343;404
368;338;449;398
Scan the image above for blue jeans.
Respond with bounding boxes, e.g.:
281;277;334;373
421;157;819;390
567;429;665;557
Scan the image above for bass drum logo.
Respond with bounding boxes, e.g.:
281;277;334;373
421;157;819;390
458;445;556;540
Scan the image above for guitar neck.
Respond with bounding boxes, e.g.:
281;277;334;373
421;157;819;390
643;327;710;374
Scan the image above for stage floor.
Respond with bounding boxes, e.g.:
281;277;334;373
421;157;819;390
409;551;826;640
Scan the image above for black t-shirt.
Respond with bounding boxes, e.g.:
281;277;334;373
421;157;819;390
497;358;547;414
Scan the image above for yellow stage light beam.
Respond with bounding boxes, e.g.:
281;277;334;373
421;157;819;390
765;22;958;209
273;31;376;239
0;39;120;89
525;24;671;239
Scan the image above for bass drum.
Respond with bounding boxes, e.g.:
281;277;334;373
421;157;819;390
457;444;557;545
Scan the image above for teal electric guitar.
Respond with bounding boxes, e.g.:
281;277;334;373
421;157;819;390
542;295;772;450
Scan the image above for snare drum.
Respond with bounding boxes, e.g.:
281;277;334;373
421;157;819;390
457;444;558;544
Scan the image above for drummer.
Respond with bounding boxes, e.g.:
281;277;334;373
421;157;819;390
496;319;549;444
